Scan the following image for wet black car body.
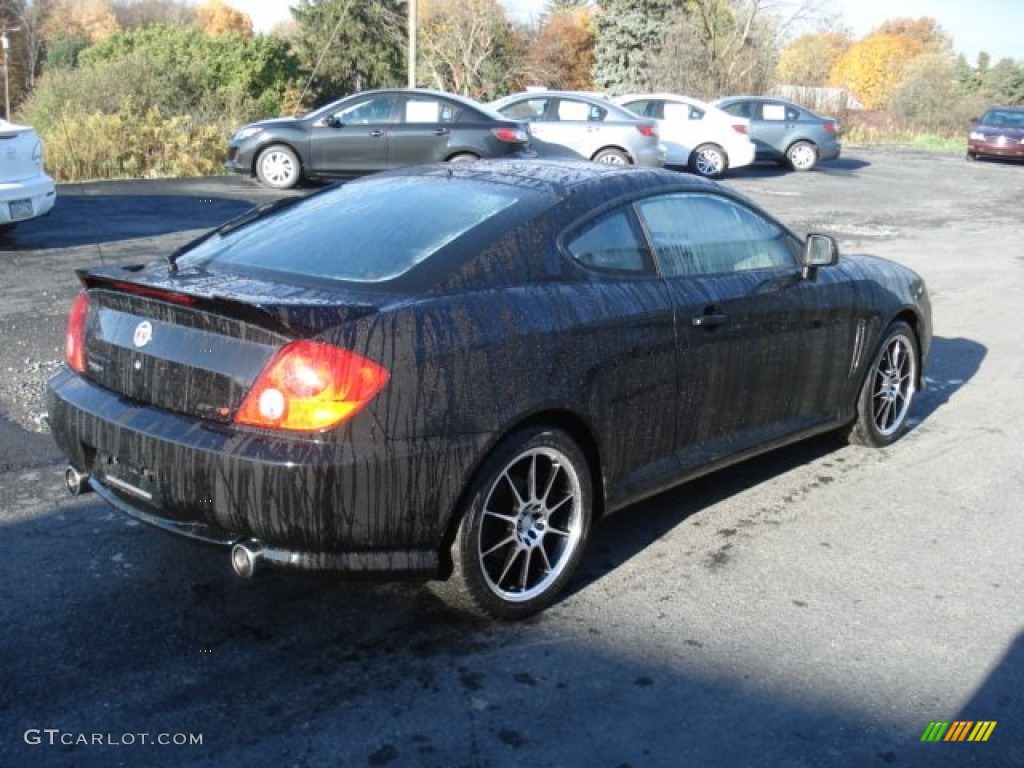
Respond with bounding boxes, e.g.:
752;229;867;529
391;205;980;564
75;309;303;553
225;88;531;189
47;161;931;619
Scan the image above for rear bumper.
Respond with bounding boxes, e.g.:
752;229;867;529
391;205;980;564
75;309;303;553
0;174;56;224
47;366;486;576
635;144;667;168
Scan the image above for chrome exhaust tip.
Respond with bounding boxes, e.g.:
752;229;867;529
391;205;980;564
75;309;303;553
65;465;92;496
230;540;264;578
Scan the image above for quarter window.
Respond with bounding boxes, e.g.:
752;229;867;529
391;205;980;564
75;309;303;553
566;208;651;274
636;194;798;277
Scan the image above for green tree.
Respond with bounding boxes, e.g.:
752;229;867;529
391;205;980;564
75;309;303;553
889;53;969;133
289;0;405;106
593;0;675;93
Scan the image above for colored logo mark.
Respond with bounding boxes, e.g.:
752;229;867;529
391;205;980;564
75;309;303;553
921;721;997;742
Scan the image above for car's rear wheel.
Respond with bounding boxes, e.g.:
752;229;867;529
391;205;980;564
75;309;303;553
256;144;302;190
786;140;818;171
440;427;592;620
592;148;630;165
690;143;727;179
846;321;919;447
447;152;479;163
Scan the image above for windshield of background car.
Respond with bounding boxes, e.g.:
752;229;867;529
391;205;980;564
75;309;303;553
982;109;1024;127
178;177;522;284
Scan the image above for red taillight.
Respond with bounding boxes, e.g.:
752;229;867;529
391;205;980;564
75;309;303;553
66;292;90;373
492;127;528;143
731;124;748;135
824;122;837;134
108;280;196;306
235;341;390;432
636;124;656;138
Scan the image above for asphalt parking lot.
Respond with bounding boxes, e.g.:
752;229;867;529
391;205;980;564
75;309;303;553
1;148;1022;767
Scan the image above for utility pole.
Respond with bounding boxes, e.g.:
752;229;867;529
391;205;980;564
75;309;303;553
1;24;19;122
407;0;417;88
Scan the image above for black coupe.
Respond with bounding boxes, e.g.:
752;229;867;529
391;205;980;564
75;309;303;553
225;88;531;189
47;161;931;619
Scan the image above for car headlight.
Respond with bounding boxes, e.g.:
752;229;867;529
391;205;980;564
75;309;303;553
233;126;264;142
969;131;984;140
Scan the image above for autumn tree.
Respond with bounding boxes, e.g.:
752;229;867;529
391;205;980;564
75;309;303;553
874;17;952;54
45;0;119;44
417;0;517;100
776;31;851;86
524;4;595;90
111;0;196;29
289;0;405;105
829;33;923;109
196;0;252;37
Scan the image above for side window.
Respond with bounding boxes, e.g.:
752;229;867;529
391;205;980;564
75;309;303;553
636;194;798;277
500;98;549;121
621;100;654;117
761;103;788;122
556;99;601;122
786;106;801;121
565;208;652;275
722;102;750;119
336;95;397;124
402;98;461;124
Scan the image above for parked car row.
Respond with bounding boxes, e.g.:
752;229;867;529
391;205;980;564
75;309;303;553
0;119;57;235
226;88;846;189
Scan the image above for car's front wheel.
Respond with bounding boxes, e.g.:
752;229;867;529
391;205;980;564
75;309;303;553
256;144;302;190
690;143;727;179
440;427;593;620
787;140;819;171
846;321;920;447
592;148;630;165
447;152;479;163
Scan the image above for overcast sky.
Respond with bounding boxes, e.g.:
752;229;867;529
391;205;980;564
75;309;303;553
224;0;1023;63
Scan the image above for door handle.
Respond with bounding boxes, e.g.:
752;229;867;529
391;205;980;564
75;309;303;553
691;310;728;328
435;128;450;136
369;130;385;138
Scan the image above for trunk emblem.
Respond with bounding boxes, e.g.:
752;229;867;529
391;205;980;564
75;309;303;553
133;320;154;348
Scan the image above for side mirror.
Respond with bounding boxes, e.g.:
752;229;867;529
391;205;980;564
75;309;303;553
801;233;838;279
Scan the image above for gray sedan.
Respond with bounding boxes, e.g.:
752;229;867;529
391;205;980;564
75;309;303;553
713;96;841;171
490;91;665;167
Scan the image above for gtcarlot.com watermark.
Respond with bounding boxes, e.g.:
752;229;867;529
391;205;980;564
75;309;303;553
24;729;203;747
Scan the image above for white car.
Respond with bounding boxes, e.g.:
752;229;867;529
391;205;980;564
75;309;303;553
0;119;56;234
615;93;756;179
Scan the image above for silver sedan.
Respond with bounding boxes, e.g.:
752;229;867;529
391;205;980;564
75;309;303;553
490;91;665;167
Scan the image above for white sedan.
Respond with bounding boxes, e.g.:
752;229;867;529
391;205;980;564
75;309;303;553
0;119;56;234
615;93;756;179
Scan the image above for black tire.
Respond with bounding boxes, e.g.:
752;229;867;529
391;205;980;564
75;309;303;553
592;147;630;165
447;152;479;164
966;150;978;162
689;143;727;179
438;427;593;620
846;322;920;447
255;144;302;190
786;140;818;171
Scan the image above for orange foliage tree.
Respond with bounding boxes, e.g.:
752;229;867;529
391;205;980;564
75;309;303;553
829;33;923;109
526;6;595;90
776;31;851;86
44;0;119;43
197;0;253;37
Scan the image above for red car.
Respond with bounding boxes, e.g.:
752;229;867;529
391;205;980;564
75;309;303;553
967;106;1024;163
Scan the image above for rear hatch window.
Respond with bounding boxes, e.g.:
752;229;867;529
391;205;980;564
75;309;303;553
178;175;521;284
0;122;42;183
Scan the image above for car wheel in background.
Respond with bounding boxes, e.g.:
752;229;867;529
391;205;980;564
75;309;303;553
690;143;728;179
592;148;630;165
786;140;819;171
256;144;302;190
846;322;920;447
966;150;978;161
438;427;592;620
447;152;480;164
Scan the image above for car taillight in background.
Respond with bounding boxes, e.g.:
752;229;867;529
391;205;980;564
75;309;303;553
636;124;657;138
492;127;529;144
235;340;390;432
731;124;749;135
824;122;838;134
66;292;90;373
